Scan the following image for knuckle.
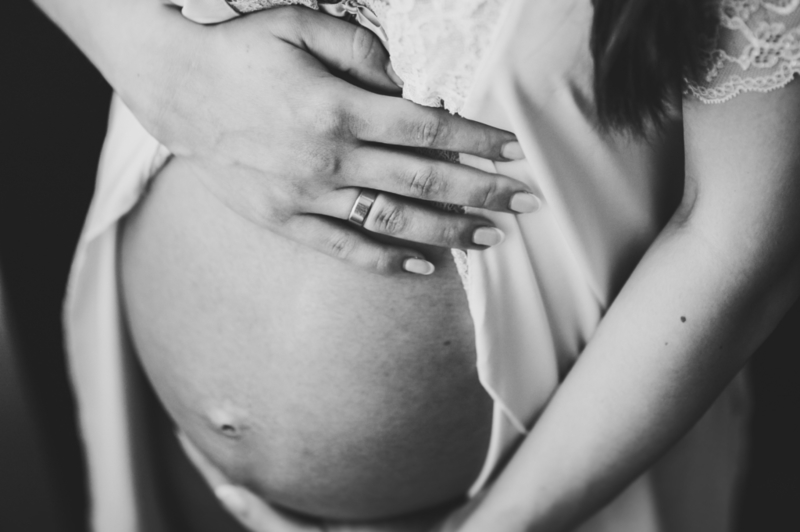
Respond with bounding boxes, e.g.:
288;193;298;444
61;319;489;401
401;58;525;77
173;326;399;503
260;202;292;226
302;149;343;178
256;188;301;227
469;125;494;155
440;221;464;246
372;202;408;236
407;165;444;198
325;232;356;260
481;129;498;155
312;103;351;137
472;179;498;208
414;116;446;148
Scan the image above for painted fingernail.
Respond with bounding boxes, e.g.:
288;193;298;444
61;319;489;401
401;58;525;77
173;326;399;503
472;227;505;247
215;485;247;515
386;62;404;88
501;141;525;160
509;192;541;213
403;258;435;275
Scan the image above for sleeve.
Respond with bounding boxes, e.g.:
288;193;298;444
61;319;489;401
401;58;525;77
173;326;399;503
687;0;800;104
168;0;319;24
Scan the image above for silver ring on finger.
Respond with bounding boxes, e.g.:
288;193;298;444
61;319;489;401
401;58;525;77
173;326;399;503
347;189;378;227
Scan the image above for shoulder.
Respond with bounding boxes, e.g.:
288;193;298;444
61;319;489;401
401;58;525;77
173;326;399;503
687;0;800;104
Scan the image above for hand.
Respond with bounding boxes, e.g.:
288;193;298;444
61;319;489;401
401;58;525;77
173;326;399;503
178;432;453;532
428;492;489;532
146;6;539;274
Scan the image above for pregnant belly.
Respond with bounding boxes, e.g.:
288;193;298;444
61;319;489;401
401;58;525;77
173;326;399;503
119;158;493;521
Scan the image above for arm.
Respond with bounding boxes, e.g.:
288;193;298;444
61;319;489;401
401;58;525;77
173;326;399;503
178;432;450;532
30;0;188;131
455;82;800;531
30;0;539;274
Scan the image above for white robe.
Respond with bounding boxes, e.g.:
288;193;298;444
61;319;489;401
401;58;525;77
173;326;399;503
65;1;751;530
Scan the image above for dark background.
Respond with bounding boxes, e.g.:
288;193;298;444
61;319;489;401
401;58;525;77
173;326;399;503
1;2;797;531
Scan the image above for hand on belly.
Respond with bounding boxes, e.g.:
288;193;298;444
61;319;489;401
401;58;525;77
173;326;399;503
120;158;493;520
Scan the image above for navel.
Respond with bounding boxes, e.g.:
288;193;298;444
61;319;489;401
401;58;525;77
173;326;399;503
206;404;251;440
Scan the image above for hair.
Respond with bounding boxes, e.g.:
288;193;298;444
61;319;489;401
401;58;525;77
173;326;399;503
590;0;718;134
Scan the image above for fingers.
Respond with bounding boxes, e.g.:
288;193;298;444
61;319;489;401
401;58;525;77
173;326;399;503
315;189;508;250
365;195;506;250
346;147;541;213
347;91;525;160
266;7;402;93
283;214;436;275
176;434;308;531
215;486;322;532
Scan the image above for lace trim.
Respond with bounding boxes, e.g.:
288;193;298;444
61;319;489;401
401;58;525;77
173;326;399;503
451;249;470;291
172;0;504;287
179;1;507;114
688;0;800;103
382;0;508;114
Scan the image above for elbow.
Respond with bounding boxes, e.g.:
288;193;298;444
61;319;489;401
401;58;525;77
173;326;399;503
670;172;700;229
671;171;800;282
669;181;800;324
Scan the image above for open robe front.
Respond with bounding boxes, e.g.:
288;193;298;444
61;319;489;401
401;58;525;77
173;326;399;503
65;1;751;531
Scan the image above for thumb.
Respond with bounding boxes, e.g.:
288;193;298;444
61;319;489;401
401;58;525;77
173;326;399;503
268;7;403;93
215;485;320;532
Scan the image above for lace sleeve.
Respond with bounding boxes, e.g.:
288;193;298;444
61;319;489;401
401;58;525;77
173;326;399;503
688;0;800;103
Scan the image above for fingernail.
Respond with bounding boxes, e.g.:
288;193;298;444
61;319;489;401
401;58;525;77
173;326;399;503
215;485;247;515
501;141;525;160
386;62;404;88
472;227;505;247
509;192;541;213
403;258;435;275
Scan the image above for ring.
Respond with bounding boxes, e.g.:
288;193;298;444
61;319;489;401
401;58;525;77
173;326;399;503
347;189;378;227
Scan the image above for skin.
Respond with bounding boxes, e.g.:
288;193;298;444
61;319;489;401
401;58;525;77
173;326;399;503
32;0;539;274
200;84;800;532
33;0;800;530
177;433;455;532
28;0;532;526
119;156;493;520
445;83;800;532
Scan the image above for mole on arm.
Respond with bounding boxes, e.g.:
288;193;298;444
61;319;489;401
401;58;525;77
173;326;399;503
220;424;239;437
680;316;687;323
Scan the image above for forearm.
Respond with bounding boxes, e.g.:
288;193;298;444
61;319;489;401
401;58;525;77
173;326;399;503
463;87;800;532
468;216;798;531
31;0;201;134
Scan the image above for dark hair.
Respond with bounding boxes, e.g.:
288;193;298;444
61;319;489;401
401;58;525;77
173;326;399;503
591;0;717;134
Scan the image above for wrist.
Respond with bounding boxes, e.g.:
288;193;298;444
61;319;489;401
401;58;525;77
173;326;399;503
458;497;533;532
460;482;586;532
34;0;207;144
107;5;210;146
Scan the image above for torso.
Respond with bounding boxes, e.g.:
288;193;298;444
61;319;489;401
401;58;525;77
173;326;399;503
121;1;512;522
120;157;493;520
75;1;756;529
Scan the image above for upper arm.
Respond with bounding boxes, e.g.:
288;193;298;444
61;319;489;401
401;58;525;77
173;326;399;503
680;0;800;273
681;80;800;278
